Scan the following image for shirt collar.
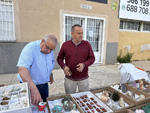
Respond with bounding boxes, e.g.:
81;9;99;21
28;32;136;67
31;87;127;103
39;40;42;52
71;39;81;46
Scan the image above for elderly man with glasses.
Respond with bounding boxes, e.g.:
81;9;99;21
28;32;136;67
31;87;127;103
17;34;57;105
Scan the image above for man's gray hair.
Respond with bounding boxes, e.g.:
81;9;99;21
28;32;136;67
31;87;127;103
44;34;57;46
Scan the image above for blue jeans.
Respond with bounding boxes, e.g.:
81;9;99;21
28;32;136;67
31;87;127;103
20;82;49;102
36;83;49;102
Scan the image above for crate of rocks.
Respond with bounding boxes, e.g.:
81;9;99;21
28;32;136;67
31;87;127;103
127;79;150;97
111;83;150;106
0;82;32;113
47;94;83;113
71;91;113;113
91;87;135;113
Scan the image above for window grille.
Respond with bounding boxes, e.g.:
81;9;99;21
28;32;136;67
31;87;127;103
0;0;15;41
119;21;123;29
65;16;85;41
143;23;150;32
86;18;103;52
120;20;140;31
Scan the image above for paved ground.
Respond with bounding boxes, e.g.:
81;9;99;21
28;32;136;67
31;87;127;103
0;61;150;96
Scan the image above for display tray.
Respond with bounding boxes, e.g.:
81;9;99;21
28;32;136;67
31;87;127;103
91;87;135;113
71;91;113;113
111;83;150;106
127;79;150;96
47;94;83;113
0;82;32;113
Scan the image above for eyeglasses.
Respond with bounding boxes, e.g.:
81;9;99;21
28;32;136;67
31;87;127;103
45;42;55;51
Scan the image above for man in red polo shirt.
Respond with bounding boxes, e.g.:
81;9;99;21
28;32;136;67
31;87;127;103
57;24;95;94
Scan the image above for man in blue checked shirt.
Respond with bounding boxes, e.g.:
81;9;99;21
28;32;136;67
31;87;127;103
17;34;57;105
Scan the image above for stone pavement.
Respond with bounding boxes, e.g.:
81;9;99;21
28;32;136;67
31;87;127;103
0;61;150;96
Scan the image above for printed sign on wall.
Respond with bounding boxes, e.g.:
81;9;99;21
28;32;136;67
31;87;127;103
112;1;118;11
86;0;107;4
119;0;150;21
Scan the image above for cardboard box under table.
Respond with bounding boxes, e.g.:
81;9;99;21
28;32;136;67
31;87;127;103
111;83;150;106
0;82;32;113
47;94;83;113
91;87;135;113
126;79;150;97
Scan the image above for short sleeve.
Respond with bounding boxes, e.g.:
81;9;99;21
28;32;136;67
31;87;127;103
17;42;34;69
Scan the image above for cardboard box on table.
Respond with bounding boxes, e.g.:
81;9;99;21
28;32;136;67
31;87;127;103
47;94;84;113
127;103;150;113
112;84;150;106
0;82;32;113
71;91;113;113
126;79;150;97
47;91;114;113
91;87;135;113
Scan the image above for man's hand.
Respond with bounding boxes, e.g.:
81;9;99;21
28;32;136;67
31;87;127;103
18;67;42;105
30;83;42;105
76;63;85;72
64;66;72;76
49;74;54;84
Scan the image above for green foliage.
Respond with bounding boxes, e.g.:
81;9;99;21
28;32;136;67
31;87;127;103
117;50;133;63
